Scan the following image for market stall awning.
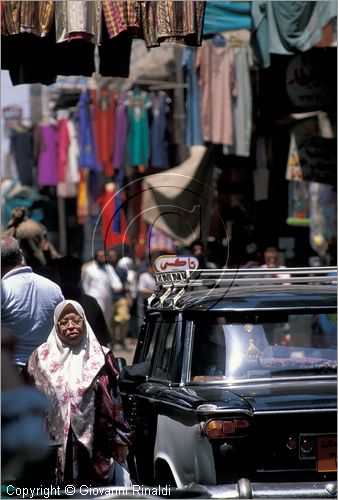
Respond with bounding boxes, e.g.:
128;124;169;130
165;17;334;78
142;145;215;246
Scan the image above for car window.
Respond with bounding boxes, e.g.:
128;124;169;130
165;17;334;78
189;312;337;382
150;315;178;381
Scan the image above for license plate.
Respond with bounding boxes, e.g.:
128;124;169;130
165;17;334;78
317;436;337;472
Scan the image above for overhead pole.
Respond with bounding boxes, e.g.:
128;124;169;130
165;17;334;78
174;45;188;164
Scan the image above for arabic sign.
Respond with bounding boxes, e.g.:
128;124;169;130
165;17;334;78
154;255;199;272
286;134;336;185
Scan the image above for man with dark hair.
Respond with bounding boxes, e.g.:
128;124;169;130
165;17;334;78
1;235;64;367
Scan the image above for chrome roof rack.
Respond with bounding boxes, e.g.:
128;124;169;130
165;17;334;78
155;267;337;290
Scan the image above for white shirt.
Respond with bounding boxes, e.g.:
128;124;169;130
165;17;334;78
1;266;64;365
137;272;157;294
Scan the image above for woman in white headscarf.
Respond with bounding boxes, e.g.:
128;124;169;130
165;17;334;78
24;300;132;487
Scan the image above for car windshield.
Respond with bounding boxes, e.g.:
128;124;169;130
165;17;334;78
190;312;337;382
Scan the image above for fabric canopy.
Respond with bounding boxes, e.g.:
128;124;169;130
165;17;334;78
142;145;215;246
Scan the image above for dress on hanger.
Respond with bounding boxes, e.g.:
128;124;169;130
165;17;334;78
127;89;152;167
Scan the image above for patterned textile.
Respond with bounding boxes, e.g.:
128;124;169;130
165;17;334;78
1;1;54;36
101;1;206;48
55;1;102;43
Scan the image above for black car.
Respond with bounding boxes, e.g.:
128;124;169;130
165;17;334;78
119;267;337;499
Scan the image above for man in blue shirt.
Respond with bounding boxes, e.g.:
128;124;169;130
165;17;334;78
1;235;64;367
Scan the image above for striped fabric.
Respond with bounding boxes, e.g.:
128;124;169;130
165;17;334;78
101;0;206;47
141;1;206;48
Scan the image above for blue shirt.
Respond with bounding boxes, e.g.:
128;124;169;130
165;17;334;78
2;266;64;365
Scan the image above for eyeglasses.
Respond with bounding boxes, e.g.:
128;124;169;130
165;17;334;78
58;316;83;327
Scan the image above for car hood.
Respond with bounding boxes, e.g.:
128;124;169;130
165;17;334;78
139;379;336;414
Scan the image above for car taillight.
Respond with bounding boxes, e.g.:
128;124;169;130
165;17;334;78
204;419;250;438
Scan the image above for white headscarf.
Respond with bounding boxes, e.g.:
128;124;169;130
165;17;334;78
28;300;109;461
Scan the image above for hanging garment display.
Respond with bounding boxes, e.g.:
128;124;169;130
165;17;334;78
203;1;252;36
54;1;101;77
1;2;57;85
34;123;58;187
92;89;116;177
251;1;337;68
56;118;69;182
10;126;35;186
140;1;206;48
127;88;152;167
182;48;204;147
97;182;129;248
1;1;54;36
101;0;142;39
197;37;236;146
150;91;170;169
142;145;214;246
78;90;101;171
98;17;132;79
287;181;310;227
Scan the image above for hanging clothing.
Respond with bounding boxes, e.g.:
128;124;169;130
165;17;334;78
92;89;115;177
25;300;132;486
78;90;101;171
57;119;70;183
197;38;236;146
223;40;253;157
251;1;337;68
35;124;58;187
77;169;89;225
127;89;152;167
182;48;204;147
142;145;215;246
203;1;252;35
10;127;34;186
54;1;101;77
1;1;54;36
140;1;206;48
113;93;128;169
150;91;170;169
101;0;142;39
1;3;57;86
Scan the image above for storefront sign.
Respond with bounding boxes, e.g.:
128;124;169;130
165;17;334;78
286;53;332;110
2;105;23;137
154;255;199;272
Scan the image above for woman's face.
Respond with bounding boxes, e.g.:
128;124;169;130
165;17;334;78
56;304;85;346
